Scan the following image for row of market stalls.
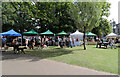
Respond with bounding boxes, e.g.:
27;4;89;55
0;29;97;37
22;29;69;36
1;29;119;40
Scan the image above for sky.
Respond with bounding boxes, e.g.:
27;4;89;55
107;0;120;24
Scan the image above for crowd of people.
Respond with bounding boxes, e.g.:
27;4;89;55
24;35;82;49
1;35;118;54
96;38;117;49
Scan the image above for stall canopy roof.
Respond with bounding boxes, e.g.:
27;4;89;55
1;29;21;36
86;32;97;36
40;30;54;35
23;29;38;35
71;30;83;35
57;31;68;35
106;33;118;37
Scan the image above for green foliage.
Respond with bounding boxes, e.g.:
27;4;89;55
92;18;112;37
27;45;118;74
67;2;103;49
92;2;111;37
2;2;111;38
68;2;103;32
2;2;76;33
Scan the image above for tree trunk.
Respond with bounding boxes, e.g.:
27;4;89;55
83;26;86;50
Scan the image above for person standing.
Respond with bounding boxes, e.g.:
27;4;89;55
45;37;48;46
33;37;36;49
110;38;116;49
73;37;76;46
59;37;63;48
96;38;100;48
58;36;60;47
42;35;46;47
13;37;19;54
31;37;36;49
68;36;73;48
37;36;41;49
63;36;66;48
1;36;7;50
25;37;29;48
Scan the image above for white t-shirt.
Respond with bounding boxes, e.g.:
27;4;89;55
26;39;29;44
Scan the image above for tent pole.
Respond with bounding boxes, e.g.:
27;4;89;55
21;35;23;46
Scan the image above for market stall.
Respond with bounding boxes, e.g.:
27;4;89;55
70;30;83;46
23;29;38;35
106;33;118;38
1;29;21;36
40;30;54;35
56;31;68;36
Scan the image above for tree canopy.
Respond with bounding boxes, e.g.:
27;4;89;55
2;2;76;33
67;2;104;50
2;1;111;39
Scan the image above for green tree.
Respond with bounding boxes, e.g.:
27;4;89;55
2;2;76;33
92;2;111;37
67;2;103;50
92;18;112;37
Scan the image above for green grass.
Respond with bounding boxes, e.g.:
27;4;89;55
26;45;118;74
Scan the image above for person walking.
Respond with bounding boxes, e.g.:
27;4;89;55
68;36;73;48
13;37;19;54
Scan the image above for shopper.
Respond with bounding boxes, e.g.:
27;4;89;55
68;36;73;48
25;37;29;48
13;37;19;54
37;36;41;49
1;36;7;50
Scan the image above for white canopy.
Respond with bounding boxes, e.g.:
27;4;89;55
106;33;118;37
70;30;83;40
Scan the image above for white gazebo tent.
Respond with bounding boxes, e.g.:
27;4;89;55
70;30;83;41
106;33;118;37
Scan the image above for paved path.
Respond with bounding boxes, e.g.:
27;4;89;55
2;51;114;75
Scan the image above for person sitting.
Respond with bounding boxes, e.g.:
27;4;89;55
110;38;116;49
42;44;47;49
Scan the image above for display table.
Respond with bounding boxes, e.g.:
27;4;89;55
74;41;83;46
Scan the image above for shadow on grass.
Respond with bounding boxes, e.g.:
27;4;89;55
27;48;73;59
2;47;73;62
93;47;107;49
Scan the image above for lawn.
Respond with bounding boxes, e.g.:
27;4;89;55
26;45;118;74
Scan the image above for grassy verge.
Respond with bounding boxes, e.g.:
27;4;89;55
26;45;118;74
